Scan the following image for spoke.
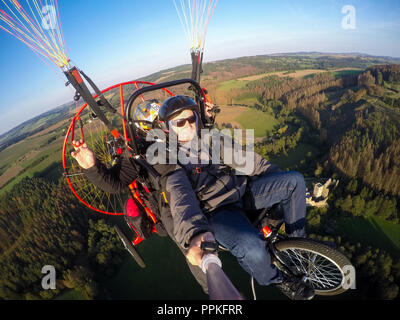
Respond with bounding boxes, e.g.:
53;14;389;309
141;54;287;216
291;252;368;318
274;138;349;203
308;253;317;275
278;248;344;291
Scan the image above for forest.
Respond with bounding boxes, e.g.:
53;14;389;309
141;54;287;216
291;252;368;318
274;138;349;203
0;177;125;299
238;64;400;299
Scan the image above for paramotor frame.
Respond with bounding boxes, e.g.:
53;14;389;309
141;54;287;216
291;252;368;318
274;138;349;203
62;80;175;216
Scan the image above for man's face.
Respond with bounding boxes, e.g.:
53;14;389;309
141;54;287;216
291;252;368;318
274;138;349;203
169;109;197;143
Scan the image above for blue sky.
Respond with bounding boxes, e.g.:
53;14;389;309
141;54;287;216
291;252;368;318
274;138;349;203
0;0;399;135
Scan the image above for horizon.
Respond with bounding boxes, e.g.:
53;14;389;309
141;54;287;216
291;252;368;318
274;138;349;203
0;0;399;135
1;50;399;137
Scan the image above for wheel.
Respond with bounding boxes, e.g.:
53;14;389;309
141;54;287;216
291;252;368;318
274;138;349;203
114;225;146;268
273;238;354;296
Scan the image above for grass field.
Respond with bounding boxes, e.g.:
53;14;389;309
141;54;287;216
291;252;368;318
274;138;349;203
215;105;249;130
303;69;363;80
0;120;66;193
0;144;62;194
235;109;279;138
234;95;258;106
218;79;249;91
0;165;24;188
337;216;400;258
330;69;363;79
238;69;327;81
0;135;48;165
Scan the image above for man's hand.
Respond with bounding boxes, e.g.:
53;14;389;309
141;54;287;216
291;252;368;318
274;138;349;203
204;102;214;119
185;232;216;267
71;140;96;169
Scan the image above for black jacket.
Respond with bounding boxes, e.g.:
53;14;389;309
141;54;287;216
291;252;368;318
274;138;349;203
83;134;280;249
82;155;211;248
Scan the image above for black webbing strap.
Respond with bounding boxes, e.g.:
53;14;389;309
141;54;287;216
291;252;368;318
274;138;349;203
191;50;203;84
64;67;112;131
79;70;117;114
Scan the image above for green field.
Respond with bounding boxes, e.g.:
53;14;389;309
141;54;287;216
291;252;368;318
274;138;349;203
330;69;363;79
0;135;48;165
218;79;249;91
235;109;279;137
0;144;62;195
337;216;400;258
234;96;258;106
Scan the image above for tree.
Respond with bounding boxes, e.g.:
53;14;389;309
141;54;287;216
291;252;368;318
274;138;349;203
376;71;383;85
352;195;365;216
377;282;399;300
314;163;323;177
306;208;322;232
339;195;353;213
358;71;375;88
376;198;397;219
346;179;358;194
62;266;98;300
350;88;366;103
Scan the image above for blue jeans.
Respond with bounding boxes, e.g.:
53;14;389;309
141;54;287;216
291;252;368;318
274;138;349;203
245;170;307;238
208;171;307;286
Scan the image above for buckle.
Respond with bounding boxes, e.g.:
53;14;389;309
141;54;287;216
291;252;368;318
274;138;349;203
193;167;202;174
200;241;219;253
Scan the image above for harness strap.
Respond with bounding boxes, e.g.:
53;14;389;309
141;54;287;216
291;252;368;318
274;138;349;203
128;181;157;224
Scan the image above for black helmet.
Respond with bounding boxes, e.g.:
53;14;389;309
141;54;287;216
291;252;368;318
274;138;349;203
159;95;199;122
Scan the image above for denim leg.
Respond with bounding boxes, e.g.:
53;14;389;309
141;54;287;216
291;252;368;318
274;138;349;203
208;207;282;286
245;171;307;238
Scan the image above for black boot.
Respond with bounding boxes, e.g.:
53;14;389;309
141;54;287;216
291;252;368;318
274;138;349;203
274;274;315;300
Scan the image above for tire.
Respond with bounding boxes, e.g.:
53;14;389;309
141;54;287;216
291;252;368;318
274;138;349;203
114;225;146;268
273;238;354;296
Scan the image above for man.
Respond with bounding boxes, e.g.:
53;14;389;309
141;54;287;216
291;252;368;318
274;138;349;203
156;95;314;300
71;99;214;295
72;96;314;300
